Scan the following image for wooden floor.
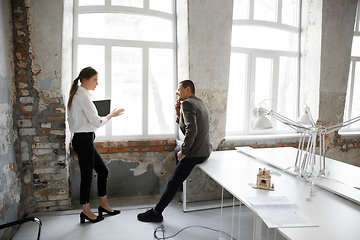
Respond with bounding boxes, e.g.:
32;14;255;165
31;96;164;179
13;198;287;240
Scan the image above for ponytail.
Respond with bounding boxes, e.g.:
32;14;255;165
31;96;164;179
67;78;79;110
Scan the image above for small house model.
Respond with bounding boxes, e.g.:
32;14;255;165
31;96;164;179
254;168;274;191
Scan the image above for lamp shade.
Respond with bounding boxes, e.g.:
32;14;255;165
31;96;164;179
251;107;273;129
297;108;312;125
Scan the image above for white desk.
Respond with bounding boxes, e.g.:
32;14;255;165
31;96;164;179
237;147;360;204
198;149;360;240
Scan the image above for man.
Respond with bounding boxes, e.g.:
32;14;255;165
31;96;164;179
137;80;212;222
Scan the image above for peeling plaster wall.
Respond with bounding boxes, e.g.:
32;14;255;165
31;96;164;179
188;0;233;149
70;151;176;203
10;0;69;215
319;0;357;126
0;0;20;239
185;0;233;202
26;0;64;112
317;0;360;165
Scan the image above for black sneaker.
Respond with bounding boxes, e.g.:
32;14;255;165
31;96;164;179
137;208;163;222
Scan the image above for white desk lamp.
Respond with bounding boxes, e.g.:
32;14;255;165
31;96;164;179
252;103;321;178
252;102;360;178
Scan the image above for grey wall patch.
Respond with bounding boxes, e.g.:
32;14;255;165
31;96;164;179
41;78;52;90
0;75;9;103
0;103;12;155
0;164;20;210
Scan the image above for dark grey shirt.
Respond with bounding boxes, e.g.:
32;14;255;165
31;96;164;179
178;95;212;158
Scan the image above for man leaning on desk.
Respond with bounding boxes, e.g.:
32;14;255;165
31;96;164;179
137;79;212;222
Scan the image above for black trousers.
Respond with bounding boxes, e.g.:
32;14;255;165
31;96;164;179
72;132;108;205
155;146;209;213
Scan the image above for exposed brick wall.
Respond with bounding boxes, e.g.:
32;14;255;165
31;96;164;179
220;141;299;150
70;139;178;202
220;134;360;167
93;139;177;154
11;0;69;214
334;132;360;151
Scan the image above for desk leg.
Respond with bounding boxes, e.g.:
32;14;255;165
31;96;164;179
218;187;225;240
182;180;187;212
238;199;242;240
253;215;263;240
231;196;235;239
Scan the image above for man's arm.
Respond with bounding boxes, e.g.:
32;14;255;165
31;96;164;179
180;100;197;156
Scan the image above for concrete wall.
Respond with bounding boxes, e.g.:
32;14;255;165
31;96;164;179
319;0;357;126
184;0;233;201
188;0;233;150
317;0;360;166
70;141;177;204
0;1;20;239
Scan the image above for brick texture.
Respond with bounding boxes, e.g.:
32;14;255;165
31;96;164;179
11;0;69;213
79;139;178;154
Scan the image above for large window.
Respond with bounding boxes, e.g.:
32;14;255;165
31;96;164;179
73;0;177;140
343;1;360;131
226;0;300;136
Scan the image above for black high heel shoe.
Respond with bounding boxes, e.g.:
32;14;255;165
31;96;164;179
98;206;121;217
80;212;104;223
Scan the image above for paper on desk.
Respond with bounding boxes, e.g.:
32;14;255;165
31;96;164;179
247;196;318;228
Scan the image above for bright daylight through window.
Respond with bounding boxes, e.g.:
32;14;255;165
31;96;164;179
73;0;176;140
226;0;300;136
343;0;360;131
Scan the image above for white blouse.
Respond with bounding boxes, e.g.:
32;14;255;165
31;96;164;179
68;86;108;133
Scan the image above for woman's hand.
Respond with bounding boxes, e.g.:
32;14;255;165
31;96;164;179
106;108;125;120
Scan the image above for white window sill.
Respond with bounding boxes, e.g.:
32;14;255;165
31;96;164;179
225;131;360;142
338;131;360;138
225;133;302;141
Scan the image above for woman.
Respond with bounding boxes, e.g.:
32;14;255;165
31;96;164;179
67;67;125;223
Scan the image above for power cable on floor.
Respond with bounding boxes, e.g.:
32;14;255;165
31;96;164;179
153;224;236;240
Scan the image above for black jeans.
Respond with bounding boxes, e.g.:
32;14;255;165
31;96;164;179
72;132;108;205
155;146;209;213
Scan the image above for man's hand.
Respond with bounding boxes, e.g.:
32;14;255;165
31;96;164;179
177;151;185;162
174;99;181;119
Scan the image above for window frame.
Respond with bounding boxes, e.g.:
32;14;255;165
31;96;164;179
342;0;360;133
226;0;301;137
72;0;178;140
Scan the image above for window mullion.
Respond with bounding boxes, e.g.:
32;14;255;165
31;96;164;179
105;44;112;137
348;61;356;121
144;0;149;10
72;0;79;80
272;56;280;130
143;47;149;136
244;53;251;133
248;52;257;134
355;1;360;32
249;0;255;20
277;0;282;24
